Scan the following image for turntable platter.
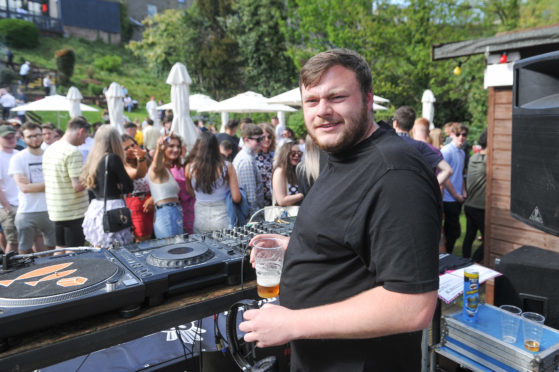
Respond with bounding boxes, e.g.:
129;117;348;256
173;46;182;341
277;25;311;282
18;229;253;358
0;257;121;306
146;242;215;268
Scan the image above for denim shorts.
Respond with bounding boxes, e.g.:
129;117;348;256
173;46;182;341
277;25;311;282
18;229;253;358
153;202;184;239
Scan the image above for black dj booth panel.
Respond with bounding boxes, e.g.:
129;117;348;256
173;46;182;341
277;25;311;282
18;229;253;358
494;245;559;329
511;50;559;236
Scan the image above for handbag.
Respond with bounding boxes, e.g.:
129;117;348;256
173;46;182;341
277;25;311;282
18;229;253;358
101;155;132;233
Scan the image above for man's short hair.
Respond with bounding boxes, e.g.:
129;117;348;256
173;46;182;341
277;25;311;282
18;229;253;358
41;122;55;130
478;130;487;149
448;122;468;135
225;119;239;131
241;123;263;139
240;117;253;125
300;48;372;101
21;122;41;133
164;114;173;124
394;106;416;132
146;118;154;126
220;139;234;151
414;117;430;129
67;116;91;131
124;122;137;129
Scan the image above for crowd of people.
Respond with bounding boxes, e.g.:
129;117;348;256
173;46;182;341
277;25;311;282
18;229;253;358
0;104;485;261
0;111;316;254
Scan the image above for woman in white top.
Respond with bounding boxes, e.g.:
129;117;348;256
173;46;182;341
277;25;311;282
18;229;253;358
272;140;304;206
185;132;241;233
148;133;183;238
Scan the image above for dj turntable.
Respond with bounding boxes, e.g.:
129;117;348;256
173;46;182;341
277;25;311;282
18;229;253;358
0;249;144;339
110;234;249;306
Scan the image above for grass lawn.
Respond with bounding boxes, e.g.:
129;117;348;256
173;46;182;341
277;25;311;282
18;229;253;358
452;212;483;259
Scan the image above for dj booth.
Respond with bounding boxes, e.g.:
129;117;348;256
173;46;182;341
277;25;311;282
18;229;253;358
0;221;295;371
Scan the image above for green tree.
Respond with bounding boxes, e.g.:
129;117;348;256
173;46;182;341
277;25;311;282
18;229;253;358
519;0;559;27
281;0;494;133
128;1;243;100
226;0;297;96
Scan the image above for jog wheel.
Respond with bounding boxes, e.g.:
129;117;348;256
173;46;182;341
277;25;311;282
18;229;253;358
146;242;215;268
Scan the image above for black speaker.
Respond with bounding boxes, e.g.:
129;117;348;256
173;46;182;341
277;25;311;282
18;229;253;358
494;246;559;329
511;51;559;236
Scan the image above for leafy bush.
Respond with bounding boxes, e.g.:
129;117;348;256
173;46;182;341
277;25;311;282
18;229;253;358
93;55;122;72
0;19;39;48
286;111;306;139
88;83;104;96
0;67;18;86
55;48;75;86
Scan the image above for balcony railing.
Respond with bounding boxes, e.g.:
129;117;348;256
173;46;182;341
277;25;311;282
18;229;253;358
0;8;63;34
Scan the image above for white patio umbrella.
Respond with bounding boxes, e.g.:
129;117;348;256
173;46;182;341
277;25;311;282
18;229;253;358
157;93;219;112
166;62;198;149
11;94;98;127
66;87;83;119
373;95;390;104
373;103;388;111
267;88;302;106
105;82;125;134
422;89;436;129
200;91;296;131
268;87;390;106
203;91;297;113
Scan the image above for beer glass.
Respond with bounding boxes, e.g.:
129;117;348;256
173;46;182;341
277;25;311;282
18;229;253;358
252;238;284;298
522;312;545;352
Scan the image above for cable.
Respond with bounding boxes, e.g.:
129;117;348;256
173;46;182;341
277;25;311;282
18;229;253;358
74;353;91;372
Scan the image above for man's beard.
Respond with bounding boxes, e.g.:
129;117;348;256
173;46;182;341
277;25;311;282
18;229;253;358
27;143;42;150
308;102;370;154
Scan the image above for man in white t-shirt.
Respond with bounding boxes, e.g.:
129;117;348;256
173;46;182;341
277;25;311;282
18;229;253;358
9;122;55;253
0;125;19;253
146;96;160;128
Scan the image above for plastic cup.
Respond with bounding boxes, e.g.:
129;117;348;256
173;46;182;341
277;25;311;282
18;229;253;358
499;305;522;343
252;238;284;299
522;312;545;352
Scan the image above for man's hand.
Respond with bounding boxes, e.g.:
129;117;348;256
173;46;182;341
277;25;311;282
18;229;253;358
239;303;295;348
248;234;290;268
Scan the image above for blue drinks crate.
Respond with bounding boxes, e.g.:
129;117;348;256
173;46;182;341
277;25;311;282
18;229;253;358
434;304;559;371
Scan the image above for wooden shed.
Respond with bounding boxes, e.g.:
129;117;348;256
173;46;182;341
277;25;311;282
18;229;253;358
433;24;559;267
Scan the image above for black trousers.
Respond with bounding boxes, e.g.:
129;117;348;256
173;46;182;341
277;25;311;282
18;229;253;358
443;201;462;254
462;206;485;261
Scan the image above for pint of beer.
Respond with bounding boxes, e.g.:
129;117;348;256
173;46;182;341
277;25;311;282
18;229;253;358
252;238;285;298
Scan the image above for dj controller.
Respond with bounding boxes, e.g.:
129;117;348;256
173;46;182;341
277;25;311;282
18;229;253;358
0;220;295;339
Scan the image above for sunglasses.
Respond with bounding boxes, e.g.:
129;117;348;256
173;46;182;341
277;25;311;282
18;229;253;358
458;132;468;137
290;151;303;157
262;135;273;140
25;133;43;140
248;137;263;143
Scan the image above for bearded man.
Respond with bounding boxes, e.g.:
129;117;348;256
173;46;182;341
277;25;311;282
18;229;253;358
240;49;442;371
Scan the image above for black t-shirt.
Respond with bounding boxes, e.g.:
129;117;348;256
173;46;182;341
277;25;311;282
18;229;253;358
281;125;442;371
92;153;133;199
400;135;443;171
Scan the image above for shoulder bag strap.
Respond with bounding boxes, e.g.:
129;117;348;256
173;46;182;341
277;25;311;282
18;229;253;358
103;154;109;213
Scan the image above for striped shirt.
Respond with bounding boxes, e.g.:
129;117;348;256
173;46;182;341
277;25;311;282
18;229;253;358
233;147;264;216
42;140;88;221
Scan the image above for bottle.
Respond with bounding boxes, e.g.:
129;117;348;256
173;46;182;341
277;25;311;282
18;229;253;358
463;268;480;322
